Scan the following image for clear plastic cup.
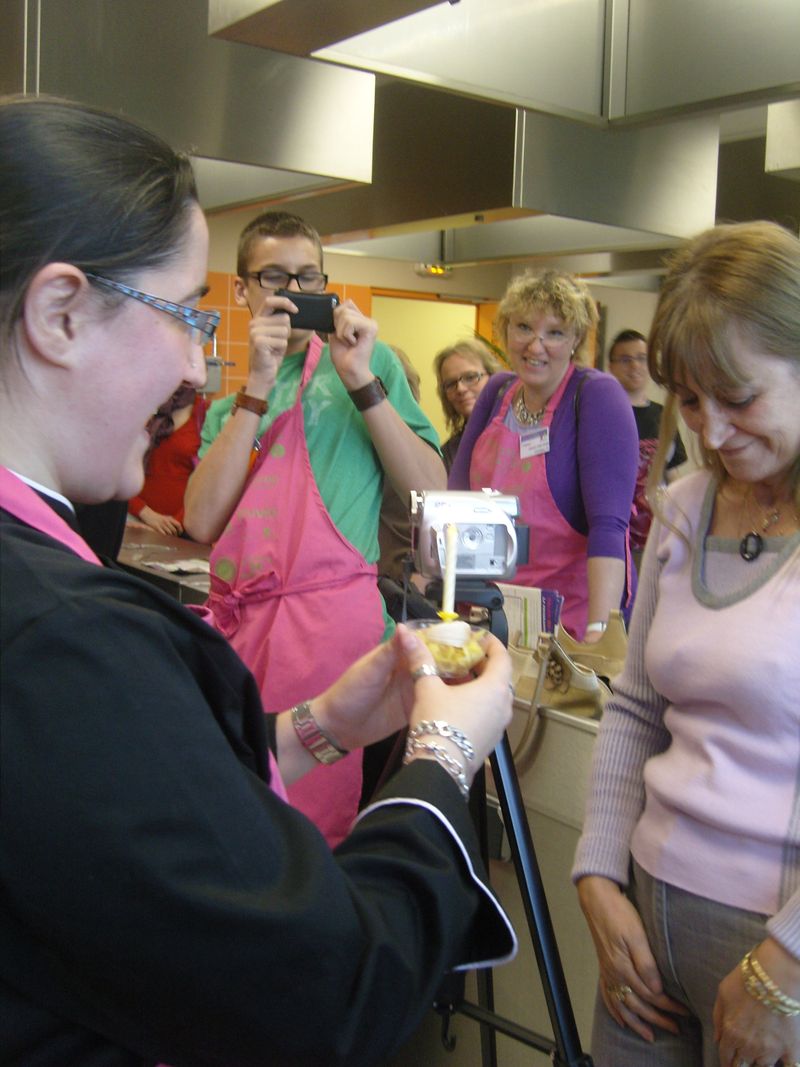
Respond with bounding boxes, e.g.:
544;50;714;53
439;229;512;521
405;618;488;679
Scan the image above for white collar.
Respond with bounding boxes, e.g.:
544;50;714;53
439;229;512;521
7;469;75;513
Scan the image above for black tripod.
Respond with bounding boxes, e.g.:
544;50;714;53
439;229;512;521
424;578;593;1067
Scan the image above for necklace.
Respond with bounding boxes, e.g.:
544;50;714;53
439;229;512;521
514;388;547;426
739;489;793;562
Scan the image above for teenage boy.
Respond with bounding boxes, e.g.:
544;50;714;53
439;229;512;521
185;212;445;845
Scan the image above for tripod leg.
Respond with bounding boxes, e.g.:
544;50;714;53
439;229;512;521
469;765;498;1067
490;733;591;1067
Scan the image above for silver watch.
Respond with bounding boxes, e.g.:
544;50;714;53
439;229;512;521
291;701;348;765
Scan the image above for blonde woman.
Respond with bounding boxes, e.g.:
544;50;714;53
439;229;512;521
434;338;501;472
449;270;638;641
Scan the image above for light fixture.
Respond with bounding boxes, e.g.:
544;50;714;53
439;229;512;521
414;262;453;278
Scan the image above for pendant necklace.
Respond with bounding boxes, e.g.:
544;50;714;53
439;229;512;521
514;388;547;427
739;491;784;562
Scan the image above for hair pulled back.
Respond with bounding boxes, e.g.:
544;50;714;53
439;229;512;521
0;95;198;348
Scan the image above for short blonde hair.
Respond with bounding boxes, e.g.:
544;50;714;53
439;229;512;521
496;269;598;361
647;220;800;508
433;338;502;433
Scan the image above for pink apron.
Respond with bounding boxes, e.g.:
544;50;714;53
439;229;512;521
469;366;591;639
206;336;386;847
0;465;287;799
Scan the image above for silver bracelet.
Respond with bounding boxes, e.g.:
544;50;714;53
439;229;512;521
291;700;348;765
407;720;475;763
403;737;470;800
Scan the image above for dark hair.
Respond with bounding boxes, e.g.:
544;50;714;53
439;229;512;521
0;94;198;349
237;210;323;277
608;328;647;360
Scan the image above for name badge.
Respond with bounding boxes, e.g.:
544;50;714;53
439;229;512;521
520;426;550;458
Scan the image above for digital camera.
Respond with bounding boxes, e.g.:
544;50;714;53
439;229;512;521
409;489;524;580
274;289;339;333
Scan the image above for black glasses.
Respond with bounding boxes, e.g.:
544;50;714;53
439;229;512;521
442;370;486;394
244;269;328;292
85;274;219;345
610;354;648;367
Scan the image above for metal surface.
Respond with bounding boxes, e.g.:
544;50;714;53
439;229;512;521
624;0;800;120
11;0;375;188
315;0;607;120
209;0;448;56
514;109;720;238
766;101;800;183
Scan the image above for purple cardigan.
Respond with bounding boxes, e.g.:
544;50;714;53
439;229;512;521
449;369;639;570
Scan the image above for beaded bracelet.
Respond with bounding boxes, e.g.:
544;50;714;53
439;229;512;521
741;950;800;1017
403;737;470;800
407;720;475;763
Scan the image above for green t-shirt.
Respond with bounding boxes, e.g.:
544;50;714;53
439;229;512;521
200;340;440;567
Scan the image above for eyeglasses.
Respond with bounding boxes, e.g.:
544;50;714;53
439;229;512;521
85;274;220;345
442;370;486;394
244;269;328;292
508;322;572;349
610;355;648;367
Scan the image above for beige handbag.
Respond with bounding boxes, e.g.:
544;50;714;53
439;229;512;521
554;609;628;681
508;631;612;774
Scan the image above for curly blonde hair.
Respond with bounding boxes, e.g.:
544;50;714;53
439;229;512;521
495;269;598;362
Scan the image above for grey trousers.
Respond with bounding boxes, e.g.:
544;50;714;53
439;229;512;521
591;861;770;1067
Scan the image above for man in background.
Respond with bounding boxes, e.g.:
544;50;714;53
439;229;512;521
608;329;687;567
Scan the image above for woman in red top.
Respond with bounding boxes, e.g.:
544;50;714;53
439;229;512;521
128;384;208;535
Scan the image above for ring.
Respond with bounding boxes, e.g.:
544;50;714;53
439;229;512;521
410;664;440;681
608;983;632;1004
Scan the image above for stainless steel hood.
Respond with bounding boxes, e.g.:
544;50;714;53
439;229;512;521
2;0;377;208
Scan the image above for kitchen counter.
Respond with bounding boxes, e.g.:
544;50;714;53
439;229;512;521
118;522;211;605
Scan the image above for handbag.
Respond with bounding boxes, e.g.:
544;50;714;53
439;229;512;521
554;609;628;681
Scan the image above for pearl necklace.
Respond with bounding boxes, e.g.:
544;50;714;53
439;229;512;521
514;388;547;426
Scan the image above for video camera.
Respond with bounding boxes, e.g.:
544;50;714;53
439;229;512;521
409;489;528;581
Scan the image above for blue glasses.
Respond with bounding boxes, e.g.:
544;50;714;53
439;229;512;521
85;273;220;345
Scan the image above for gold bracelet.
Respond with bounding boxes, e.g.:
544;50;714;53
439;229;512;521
740;950;800;1017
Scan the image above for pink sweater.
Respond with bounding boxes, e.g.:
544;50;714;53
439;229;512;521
573;469;800;955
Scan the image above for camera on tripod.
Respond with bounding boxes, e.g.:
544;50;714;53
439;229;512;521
409;489;528;581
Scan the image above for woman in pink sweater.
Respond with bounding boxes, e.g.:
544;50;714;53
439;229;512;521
573;221;800;1067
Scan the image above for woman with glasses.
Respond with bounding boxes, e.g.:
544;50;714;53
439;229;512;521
0;95;516;1067
434;338;501;472
449;269;639;641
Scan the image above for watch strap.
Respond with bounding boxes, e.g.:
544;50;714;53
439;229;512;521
232;388;268;416
291;700;348;765
348;376;387;412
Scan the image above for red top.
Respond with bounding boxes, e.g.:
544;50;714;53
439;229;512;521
129;396;207;522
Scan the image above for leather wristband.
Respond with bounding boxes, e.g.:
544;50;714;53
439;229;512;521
291;700;348;765
232;387;268;416
348;376;387;412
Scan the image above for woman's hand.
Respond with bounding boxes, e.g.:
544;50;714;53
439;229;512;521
139;505;183;536
303;625;512;790
577;875;689;1043
404;628;513;780
713;937;800;1067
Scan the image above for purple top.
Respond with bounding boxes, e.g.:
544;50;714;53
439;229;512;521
449;369;639;563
